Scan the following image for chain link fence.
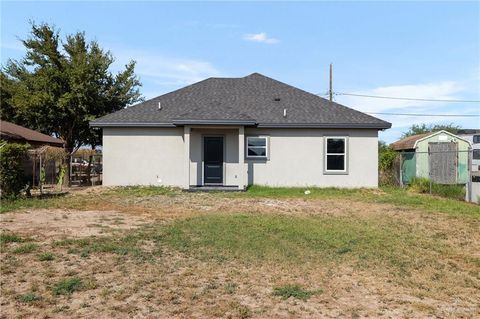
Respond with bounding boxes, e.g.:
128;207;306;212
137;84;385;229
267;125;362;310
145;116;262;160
381;149;478;203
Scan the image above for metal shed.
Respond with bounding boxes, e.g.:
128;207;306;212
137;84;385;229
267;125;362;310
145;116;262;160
391;130;471;185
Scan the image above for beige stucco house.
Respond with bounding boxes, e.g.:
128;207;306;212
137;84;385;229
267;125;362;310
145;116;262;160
91;73;391;190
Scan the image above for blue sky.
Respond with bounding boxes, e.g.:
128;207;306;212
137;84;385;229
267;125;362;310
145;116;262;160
1;1;479;143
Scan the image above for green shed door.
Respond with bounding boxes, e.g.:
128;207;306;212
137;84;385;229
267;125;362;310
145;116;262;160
402;152;416;184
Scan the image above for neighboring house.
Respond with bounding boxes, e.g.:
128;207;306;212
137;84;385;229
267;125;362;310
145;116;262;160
457;129;480;173
0;120;64;148
91;73;391;189
0;120;65;187
391;130;471;185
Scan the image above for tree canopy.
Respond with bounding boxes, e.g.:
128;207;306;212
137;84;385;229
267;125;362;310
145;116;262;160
400;123;461;139
0;22;143;152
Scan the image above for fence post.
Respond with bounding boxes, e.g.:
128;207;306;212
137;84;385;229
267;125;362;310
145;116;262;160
428;146;432;194
399;152;403;187
39;155;43;195
467;148;472;202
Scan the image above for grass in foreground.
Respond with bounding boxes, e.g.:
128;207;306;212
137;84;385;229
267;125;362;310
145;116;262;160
48;211;449;273
16;293;41;304
0;232;24;244
52;277;83;295
13;243;37;254
272;285;322;301
156;213;446;272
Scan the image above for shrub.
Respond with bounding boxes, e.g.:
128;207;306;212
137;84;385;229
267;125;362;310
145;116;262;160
0;142;29;198
379;144;397;171
379;142;399;186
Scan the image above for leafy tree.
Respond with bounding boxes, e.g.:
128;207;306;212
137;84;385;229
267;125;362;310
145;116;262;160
1;22;143;184
378;141;397;171
401;123;460;138
0;142;29;198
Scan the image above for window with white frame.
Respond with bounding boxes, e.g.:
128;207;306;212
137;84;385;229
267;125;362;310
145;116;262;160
325;137;347;172
246;136;267;158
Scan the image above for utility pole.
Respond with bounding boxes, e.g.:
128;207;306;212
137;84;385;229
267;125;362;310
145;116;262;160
329;63;333;101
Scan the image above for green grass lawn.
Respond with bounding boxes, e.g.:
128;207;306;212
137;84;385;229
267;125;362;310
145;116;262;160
157;213;440;270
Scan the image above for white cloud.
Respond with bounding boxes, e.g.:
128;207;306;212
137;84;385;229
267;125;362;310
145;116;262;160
243;32;279;44
111;48;221;87
336;81;464;113
334;80;479;143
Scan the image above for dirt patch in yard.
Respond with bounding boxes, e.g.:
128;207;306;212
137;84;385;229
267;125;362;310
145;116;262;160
0;209;150;240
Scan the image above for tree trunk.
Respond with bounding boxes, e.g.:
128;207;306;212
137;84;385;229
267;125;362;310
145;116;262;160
87;149;93;186
65;146;74;188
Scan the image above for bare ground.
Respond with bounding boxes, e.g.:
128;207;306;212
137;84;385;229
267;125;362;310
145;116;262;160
1;190;479;318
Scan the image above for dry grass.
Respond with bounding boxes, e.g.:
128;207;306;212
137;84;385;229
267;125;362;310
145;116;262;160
0;187;479;318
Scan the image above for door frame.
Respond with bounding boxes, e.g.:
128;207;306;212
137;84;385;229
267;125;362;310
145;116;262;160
202;134;226;185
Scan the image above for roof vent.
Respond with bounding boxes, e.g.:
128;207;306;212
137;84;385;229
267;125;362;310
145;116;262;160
158;102;162;110
274;97;281;101
283;108;287;117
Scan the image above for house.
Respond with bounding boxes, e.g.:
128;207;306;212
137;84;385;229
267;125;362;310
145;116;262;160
391;130;471;185
90;73;391;189
456;129;480;203
457;129;480;173
0;120;64;148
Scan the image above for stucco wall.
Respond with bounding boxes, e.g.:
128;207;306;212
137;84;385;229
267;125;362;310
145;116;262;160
244;128;379;188
102;127;185;186
102;127;380;188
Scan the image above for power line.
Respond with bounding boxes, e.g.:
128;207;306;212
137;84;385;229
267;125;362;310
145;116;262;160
316;92;479;117
366;112;479;117
334;92;480;103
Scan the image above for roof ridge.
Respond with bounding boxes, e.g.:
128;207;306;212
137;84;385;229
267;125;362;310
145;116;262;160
91;73;392;129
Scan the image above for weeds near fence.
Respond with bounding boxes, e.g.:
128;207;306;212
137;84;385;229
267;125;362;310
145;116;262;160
408;177;466;200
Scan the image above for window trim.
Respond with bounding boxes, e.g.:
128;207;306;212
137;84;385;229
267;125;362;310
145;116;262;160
324;136;348;174
246;136;268;159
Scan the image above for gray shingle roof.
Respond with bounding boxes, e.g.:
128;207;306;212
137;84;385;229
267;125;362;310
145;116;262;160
91;73;391;129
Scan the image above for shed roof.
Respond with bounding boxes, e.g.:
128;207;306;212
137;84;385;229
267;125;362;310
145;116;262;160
391;133;432;150
91;73;391;129
0;121;64;147
391;130;471;151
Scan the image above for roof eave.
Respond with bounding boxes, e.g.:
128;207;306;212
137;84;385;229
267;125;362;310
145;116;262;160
256;123;391;129
172;119;257;126
89;121;176;128
90;121;391;130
